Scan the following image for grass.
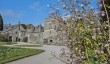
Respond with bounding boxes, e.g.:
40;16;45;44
0;42;16;45
0;46;44;64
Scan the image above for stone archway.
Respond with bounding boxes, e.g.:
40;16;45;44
48;39;54;44
49;39;53;42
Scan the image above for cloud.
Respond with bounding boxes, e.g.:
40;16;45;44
29;2;45;12
30;2;40;9
0;10;24;19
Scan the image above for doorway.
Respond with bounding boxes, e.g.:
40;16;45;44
9;36;12;41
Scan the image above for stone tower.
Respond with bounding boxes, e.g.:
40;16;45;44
0;14;3;31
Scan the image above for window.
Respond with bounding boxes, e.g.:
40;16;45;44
16;32;17;34
50;40;53;42
50;30;51;34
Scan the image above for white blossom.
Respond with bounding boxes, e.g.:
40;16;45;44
95;49;100;53
77;17;82;19
81;56;84;59
94;10;100;15
105;61;108;64
99;4;102;7
97;28;100;30
92;35;96;39
55;8;59;11
75;9;78;12
101;13;105;16
49;11;55;14
90;6;93;9
93;28;96;31
104;44;109;47
88;26;90;28
98;43;101;45
80;4;84;7
101;51;104;54
99;32;102;35
106;21;109;23
108;39;110;42
75;48;78;50
90;21;94;24
95;55;98;58
78;50;81;53
62;4;66;9
78;42;80;43
101;11;105;16
82;52;84;54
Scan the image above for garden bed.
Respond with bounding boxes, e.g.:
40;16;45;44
0;46;44;64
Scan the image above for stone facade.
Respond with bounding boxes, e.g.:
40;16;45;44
1;17;65;45
43;18;59;45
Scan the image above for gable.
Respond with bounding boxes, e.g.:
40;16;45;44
14;25;26;31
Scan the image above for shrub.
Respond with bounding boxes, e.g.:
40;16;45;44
0;34;8;42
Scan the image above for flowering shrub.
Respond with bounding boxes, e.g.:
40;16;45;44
48;0;110;64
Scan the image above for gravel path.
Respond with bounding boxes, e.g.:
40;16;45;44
7;44;65;64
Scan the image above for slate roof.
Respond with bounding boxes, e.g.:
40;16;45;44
1;24;44;34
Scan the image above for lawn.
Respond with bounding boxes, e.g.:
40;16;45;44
0;46;44;64
0;42;16;45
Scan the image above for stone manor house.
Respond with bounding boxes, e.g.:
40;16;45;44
0;15;65;45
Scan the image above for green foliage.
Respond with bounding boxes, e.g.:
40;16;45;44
68;16;109;63
0;46;44;64
20;24;27;29
26;24;34;29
